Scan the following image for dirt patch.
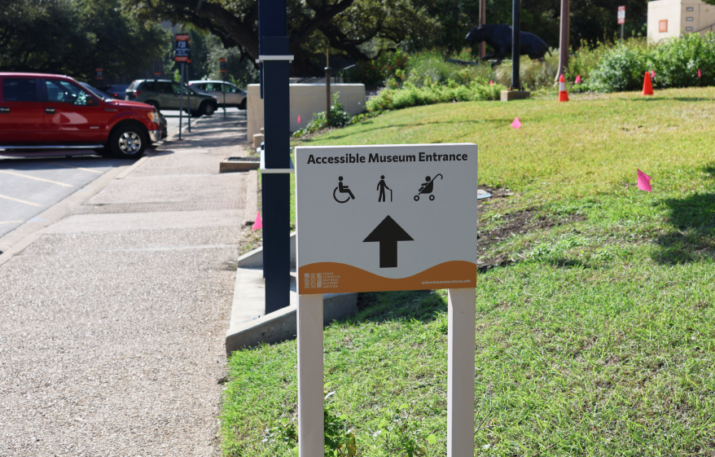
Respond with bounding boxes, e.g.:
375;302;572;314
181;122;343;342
477;187;586;270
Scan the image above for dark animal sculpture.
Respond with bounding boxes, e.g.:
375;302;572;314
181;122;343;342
465;24;550;68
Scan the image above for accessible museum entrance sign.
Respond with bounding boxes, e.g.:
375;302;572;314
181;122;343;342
296;144;478;294
294;143;478;457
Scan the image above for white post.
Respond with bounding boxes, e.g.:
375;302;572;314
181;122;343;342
298;293;324;457
447;287;476;457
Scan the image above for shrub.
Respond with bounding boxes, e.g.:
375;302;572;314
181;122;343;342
649;32;715;87
564;40;617;83
292;93;386;138
343;49;410;86
589;43;648;92
493;52;559;90
366;80;504;112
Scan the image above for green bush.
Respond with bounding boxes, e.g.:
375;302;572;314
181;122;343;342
366;80;504;112
342;49;410;86
650;32;715;87
588;33;715;92
292;92;385;137
590;43;648;92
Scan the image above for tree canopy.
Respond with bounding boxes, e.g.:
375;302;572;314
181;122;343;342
0;0;169;82
124;0;437;76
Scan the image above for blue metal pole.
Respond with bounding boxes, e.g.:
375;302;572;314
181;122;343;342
259;0;291;314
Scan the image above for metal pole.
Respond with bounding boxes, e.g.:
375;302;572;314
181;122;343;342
297;294;324;456
325;67;331;121
223;73;226;119
259;0;291;314
479;0;486;59
556;0;570;81
512;0;521;90
447;288;476;457
187;64;191;132
178;62;183;140
621;23;624;40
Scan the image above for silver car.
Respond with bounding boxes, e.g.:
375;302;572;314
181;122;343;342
189;80;247;109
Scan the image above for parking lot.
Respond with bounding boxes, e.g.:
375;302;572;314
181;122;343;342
0;108;243;240
0;155;127;237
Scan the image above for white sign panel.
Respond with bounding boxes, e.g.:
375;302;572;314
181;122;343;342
618;6;626;24
296;144;478;294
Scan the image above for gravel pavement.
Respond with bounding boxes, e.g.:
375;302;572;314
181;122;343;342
0;112;250;456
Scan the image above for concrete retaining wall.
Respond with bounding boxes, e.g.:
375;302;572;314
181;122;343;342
246;83;366;138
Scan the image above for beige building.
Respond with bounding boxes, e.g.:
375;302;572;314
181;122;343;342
648;0;715;43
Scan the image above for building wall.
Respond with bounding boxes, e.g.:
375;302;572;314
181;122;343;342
648;0;682;43
247;84;366;138
648;0;715;43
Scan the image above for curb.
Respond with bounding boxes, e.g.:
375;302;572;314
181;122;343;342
225;237;359;354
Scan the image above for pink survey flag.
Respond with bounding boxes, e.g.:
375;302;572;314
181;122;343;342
297;115;301;123
637;169;652;192
489;80;494;85
698;68;702;78
650;70;655;79
253;211;263;230
511;117;522;130
575;75;582;84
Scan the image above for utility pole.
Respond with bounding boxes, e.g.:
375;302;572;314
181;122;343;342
556;0;570;81
479;0;486;59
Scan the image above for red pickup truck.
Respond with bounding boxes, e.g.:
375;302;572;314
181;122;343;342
0;72;162;158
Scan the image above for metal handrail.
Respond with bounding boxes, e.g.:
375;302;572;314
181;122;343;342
692;23;715;34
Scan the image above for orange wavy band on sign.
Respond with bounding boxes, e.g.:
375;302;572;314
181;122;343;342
298;261;476;294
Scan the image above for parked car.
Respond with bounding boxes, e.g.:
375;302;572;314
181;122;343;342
80;82;167;141
0;72;162;158
125;79;218;116
106;84;130;100
188;80;247;109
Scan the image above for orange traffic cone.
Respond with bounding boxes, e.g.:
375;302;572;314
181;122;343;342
558;74;569;102
642;71;654;96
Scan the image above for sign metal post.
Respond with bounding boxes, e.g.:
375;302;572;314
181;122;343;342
220;58;227;119
187;60;191;133
295;144;478;457
175;33;190;141
179;63;183;140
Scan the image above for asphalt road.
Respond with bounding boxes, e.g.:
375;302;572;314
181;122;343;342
0;156;127;238
0;108;244;239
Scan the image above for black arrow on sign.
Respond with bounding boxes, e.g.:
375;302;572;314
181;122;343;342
363;216;414;268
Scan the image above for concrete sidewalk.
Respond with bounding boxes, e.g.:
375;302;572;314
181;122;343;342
0;112;253;456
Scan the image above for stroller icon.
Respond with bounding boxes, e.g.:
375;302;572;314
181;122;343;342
414;174;443;201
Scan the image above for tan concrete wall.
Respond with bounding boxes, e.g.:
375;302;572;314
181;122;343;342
247;83;366;139
649;0;715;43
648;0;682;43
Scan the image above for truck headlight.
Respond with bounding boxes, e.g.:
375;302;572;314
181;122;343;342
147;111;159;122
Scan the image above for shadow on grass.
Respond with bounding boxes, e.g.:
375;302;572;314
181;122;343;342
350;290;447;324
654;189;715;264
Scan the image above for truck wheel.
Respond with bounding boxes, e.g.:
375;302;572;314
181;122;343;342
109;124;146;159
201;101;216;116
239;99;247;110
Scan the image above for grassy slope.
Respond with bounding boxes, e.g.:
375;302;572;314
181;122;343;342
224;88;715;456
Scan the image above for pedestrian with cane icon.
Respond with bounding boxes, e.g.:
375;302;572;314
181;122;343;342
377;175;392;202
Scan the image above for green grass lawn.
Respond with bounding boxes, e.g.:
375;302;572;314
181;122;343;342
224;88;715;456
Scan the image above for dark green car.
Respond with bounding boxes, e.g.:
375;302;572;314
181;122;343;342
125;79;218;117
